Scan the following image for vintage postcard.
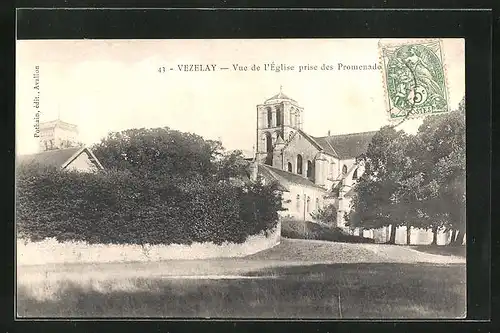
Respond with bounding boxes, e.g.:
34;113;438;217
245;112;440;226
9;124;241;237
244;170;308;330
16;38;466;319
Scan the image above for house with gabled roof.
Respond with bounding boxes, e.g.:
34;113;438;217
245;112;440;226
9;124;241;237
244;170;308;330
252;88;376;227
17;146;104;173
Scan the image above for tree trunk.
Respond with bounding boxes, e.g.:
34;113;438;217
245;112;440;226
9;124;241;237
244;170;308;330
406;224;411;245
449;229;457;245
452;230;462;246
388;224;396;244
431;226;438;245
459;231;466;245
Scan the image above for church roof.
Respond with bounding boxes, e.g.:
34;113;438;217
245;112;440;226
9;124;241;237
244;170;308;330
259;164;326;191
313;131;377;159
264;91;297;104
309;136;338;157
293;129;326;152
17;147;104;170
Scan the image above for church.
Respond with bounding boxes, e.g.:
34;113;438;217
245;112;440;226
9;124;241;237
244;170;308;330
249;89;376;228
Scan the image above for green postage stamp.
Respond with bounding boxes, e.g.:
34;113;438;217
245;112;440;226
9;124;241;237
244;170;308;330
379;39;450;120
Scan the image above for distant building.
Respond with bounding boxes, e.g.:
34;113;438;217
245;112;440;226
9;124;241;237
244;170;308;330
17;146;104;173
251;89;375;227
39;119;81;152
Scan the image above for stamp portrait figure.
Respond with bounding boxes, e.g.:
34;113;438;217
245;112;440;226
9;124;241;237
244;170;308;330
381;40;449;119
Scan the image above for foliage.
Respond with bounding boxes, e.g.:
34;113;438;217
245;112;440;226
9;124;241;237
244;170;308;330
310;203;338;224
215;150;251;181
413;105;466;237
17;128;284;245
346;126;414;242
281;217;374;244
92;127;223;181
347;98;466;245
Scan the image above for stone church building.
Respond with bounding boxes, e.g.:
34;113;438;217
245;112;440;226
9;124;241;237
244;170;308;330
250;89;376;228
248;89;457;245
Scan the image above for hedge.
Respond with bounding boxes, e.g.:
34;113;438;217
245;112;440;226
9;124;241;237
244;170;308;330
16;164;282;245
281;217;375;244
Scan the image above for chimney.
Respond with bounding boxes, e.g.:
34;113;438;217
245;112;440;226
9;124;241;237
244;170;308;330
328;130;331;136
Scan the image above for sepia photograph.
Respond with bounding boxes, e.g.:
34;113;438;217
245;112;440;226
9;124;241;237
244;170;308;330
15;38;466;319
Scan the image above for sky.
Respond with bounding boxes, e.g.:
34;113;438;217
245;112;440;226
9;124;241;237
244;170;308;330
16;39;465;155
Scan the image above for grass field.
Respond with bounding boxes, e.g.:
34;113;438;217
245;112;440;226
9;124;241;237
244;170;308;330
17;263;465;318
17;239;466;319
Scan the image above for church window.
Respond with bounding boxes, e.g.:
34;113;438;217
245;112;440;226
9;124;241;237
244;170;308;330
315;198;320;211
297;155;303;174
330;161;335;178
296;194;301;211
306;160;313;179
276;107;282;127
306;196;311;213
287;162;293;172
352;168;358;179
265;132;272;153
342;164;348;175
271;131;277;144
267;108;272;128
289;131;294;141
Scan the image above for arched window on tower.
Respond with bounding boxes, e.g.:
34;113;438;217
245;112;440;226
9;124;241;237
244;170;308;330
342;164;348;175
267;108;272;128
276;107;282;127
265;132;273;153
297;155;303;175
352;168;358;180
306;160;313;179
287;162;293;172
289;131;294;141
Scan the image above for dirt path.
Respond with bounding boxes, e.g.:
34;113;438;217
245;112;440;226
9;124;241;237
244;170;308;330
18;238;464;284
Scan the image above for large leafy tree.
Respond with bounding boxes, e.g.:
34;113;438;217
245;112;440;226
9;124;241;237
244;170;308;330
215;150;252;181
347;98;466;246
92;127;225;182
413;99;466;245
346;126;416;244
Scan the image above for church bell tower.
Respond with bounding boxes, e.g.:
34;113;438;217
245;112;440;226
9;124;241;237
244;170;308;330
256;87;304;166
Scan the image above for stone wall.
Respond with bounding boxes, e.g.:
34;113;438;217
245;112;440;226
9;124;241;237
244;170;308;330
280;184;327;220
17;224;281;265
282;131;321;177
